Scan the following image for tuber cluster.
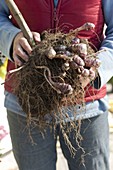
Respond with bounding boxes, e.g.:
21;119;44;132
10;22;102;126
7;22;105;157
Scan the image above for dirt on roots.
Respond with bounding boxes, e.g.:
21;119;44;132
9;23;102;158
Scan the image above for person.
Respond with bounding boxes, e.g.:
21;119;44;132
0;0;113;170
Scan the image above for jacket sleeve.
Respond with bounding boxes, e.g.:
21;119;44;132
0;0;21;60
95;0;113;89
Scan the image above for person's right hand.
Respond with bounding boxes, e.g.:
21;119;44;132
12;31;40;67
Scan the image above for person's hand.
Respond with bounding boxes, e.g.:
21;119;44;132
79;67;97;88
12;31;40;67
80;57;100;88
69;55;99;88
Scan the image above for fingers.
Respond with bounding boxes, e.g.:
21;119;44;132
13;45;29;67
12;31;41;67
33;32;41;43
68;53;98;88
13;32;32;66
69;55;85;69
78;67;97;88
81;67;96;79
84;57;101;68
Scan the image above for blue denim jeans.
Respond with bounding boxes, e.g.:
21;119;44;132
7;110;109;170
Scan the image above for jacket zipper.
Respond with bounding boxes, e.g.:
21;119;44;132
52;0;61;32
53;8;57;31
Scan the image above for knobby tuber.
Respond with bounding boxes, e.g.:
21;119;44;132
9;22;104;124
7;23;105;157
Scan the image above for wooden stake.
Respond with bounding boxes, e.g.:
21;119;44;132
5;0;35;47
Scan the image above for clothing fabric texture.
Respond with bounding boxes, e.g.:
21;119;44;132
7;110;109;170
4;0;107;101
0;0;112;170
0;0;112;119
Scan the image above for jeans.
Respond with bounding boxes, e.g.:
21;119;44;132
7;110;109;170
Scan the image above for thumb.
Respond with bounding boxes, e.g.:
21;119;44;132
33;32;41;43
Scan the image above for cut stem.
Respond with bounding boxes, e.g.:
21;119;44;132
5;0;35;47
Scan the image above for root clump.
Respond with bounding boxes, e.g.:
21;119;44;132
12;22;101;125
9;22;103;158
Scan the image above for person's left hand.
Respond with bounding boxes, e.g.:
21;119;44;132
69;54;99;88
79;67;97;88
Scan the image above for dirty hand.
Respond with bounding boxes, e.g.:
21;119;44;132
79;57;100;88
79;67;97;88
69;55;99;88
12;31;40;67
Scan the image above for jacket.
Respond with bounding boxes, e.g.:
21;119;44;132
5;0;106;102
